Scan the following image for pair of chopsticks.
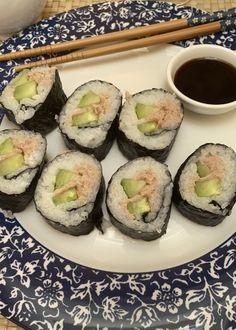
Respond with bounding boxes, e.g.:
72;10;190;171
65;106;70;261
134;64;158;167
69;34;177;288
0;7;235;72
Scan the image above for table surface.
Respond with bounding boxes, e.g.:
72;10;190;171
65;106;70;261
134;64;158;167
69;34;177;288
40;0;236;17
1;0;236;329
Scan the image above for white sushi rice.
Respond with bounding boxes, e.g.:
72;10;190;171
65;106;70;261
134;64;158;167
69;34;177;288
0;130;46;194
119;89;183;149
179;144;236;214
107;157;173;234
59;80;121;148
0;67;55;124
34;151;102;226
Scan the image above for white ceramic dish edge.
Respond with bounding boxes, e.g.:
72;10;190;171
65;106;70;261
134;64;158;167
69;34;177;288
166;44;236;115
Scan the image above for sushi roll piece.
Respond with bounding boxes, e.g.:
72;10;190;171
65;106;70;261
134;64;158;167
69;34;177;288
59;80;122;161
117;88;183;162
173;143;236;226
106;157;173;241
0;66;67;135
34;151;105;236
0;129;46;212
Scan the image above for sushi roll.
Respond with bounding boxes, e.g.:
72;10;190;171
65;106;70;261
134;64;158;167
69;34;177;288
173;143;236;226
34;151;105;236
106;157;173;241
58;80;122;161
0;66;67;135
117;88;183;162
0;129;46;212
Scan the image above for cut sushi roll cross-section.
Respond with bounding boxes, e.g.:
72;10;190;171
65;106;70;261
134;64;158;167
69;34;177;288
34;151;105;236
106;157;173;241
0;66;67;135
118;88;184;162
0;129;46;212
173;143;236;226
59;80;122;160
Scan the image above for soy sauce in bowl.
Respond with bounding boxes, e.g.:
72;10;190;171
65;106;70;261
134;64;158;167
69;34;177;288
174;58;236;105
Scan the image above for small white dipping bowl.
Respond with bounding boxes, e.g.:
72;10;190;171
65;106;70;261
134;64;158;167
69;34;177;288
0;0;47;35
166;44;236;115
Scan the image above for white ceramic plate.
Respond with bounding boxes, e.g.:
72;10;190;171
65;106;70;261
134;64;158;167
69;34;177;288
0;2;235;329
2;44;236;273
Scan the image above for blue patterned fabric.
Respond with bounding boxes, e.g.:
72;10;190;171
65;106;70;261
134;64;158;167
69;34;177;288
187;7;236;26
0;1;235;329
220;16;236;32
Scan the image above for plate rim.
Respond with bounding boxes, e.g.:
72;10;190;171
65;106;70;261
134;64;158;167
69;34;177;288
0;1;235;329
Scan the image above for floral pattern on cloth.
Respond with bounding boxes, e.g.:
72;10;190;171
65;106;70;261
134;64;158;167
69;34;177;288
0;212;235;329
0;1;235;329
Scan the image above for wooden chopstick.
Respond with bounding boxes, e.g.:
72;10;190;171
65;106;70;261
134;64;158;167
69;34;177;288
0;18;188;61
14;19;230;72
2;7;236;62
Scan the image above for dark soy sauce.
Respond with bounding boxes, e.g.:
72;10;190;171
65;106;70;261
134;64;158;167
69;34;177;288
174;58;236;104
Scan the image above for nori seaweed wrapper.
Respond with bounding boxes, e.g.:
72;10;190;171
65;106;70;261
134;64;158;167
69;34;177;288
0;161;45;213
36;177;105;236
2;70;67;135
117;129;176;163
106;157;173;241
60;118;118;161
173;143;236;226
107;204;171;241
117;88;183;162
59;80;122;161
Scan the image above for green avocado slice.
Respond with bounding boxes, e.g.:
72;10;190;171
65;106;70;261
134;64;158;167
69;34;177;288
195;178;222;197
14;80;38;102
121;178;146;198
55;169;79;189
72;111;98;127
127;198;151;215
137;121;158;134
52;188;78;206
78;91;101;107
0;153;25;176
135;103;158;119
196;161;210;178
0;138;14;155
